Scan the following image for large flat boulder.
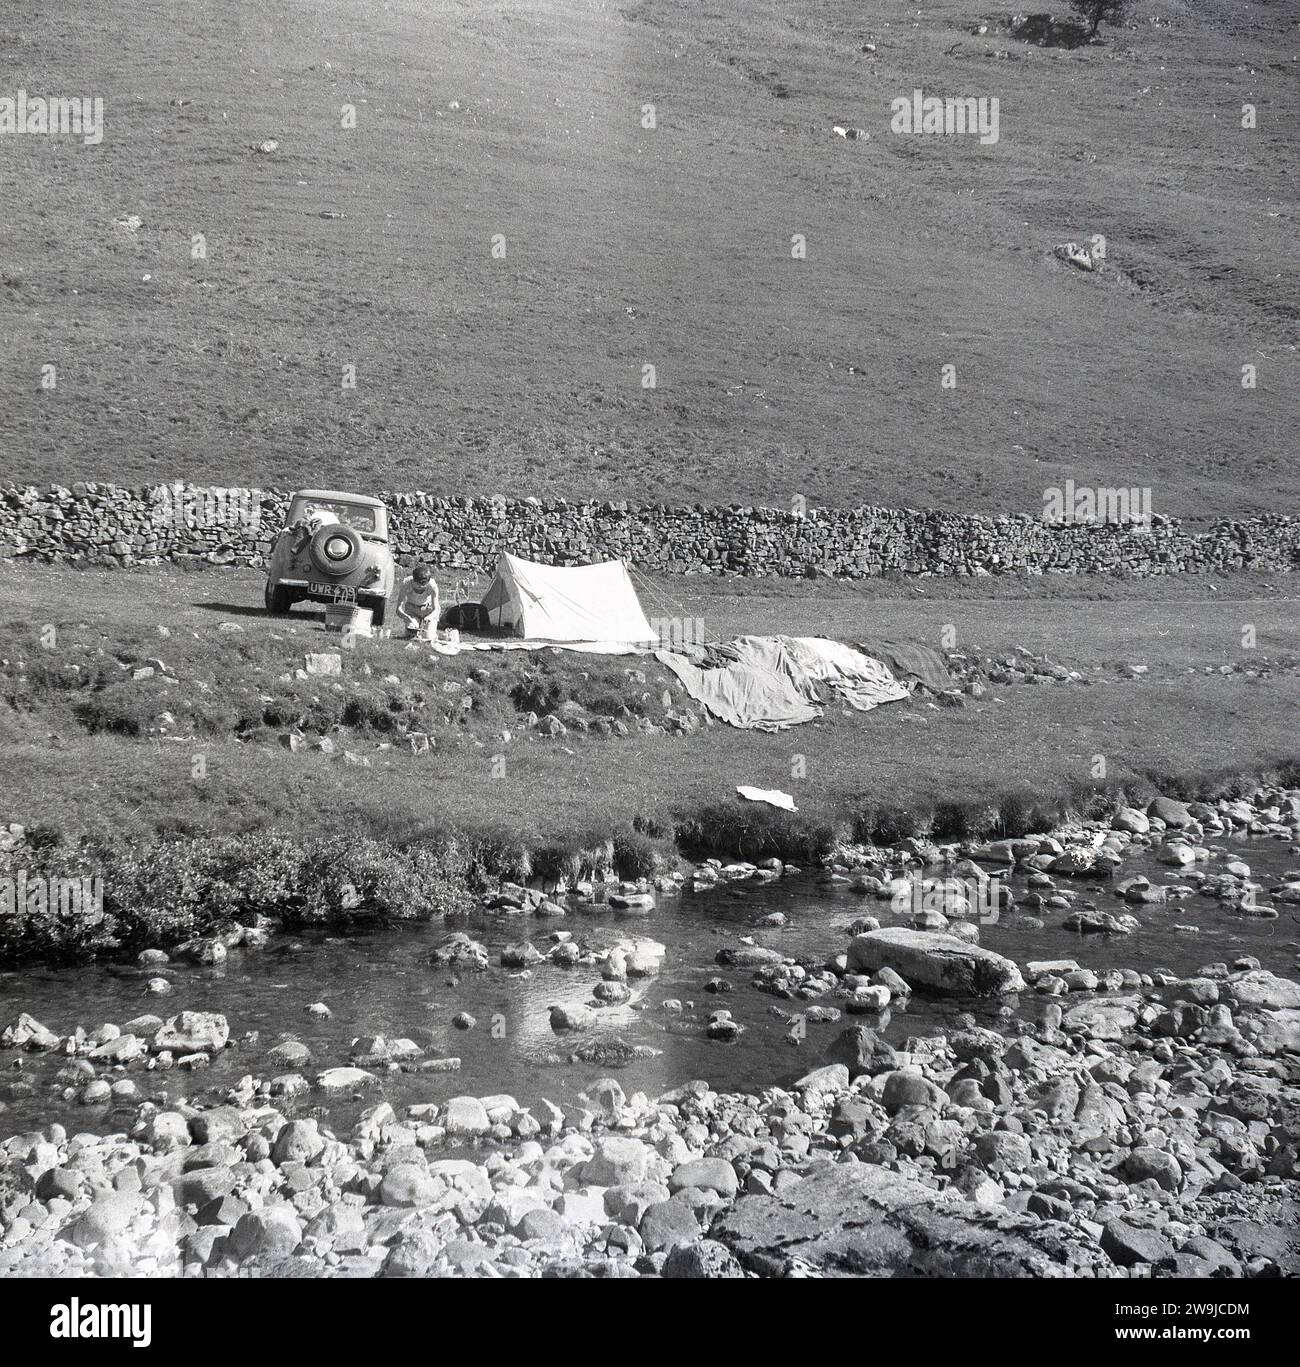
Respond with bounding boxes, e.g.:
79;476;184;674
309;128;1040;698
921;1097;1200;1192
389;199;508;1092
846;928;1024;997
1226;970;1300;1012
710;1164;1105;1277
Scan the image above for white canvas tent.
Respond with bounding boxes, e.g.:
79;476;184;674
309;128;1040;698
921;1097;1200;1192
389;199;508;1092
479;553;656;651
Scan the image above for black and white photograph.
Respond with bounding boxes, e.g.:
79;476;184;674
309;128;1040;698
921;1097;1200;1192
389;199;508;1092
0;0;1296;1330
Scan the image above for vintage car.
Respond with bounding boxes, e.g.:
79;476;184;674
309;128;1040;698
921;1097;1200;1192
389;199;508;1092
263;489;398;623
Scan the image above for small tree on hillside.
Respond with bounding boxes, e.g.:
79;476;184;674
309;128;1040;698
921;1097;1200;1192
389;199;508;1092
1070;0;1130;38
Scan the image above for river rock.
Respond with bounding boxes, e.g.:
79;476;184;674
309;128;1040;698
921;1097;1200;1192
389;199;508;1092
69;1192;140;1248
711;1163;1104;1277
1226;970;1300;1011
662;1238;745;1278
824;1025;898;1079
173;1166;237;1207
315;1067;379;1092
1147;796;1193;828
1122;1147;1183;1192
88;1034;144;1064
604;1182;671;1225
706;1011;745;1041
549;1003;597;1032
2;1014;61;1051
1061;909;1139;935
442;1096;491;1137
848;985;892;1012
272;1119;325;1165
846;928;1024;996
583;1136;652;1186
153;1011;229;1054
380;1229;445;1278
36;1166;81;1202
172;937;227;965
794;1063;850;1095
431;933;489;971
609;892;655;913
426;1159;493;1223
1248;1008;1300;1055
639;1198;703;1252
1101;1217;1173;1267
380;1164;439;1208
668;1158;739;1199
266;1040;312;1069
1111;807;1150;835
189;1105;247;1144
974;1130;1033;1172
501;941;544;968
880;1071;948;1114
231;1207;303;1260
1062;997;1141;1040
518;1207;566;1241
715;946;786;968
142;1110;192;1151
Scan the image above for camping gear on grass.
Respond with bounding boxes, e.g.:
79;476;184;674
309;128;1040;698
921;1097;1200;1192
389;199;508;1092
657;635;909;731
855;637;954;692
324;604;373;637
480;553;656;651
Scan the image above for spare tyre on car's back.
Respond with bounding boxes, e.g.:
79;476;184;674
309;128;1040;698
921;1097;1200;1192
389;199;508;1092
309;524;365;578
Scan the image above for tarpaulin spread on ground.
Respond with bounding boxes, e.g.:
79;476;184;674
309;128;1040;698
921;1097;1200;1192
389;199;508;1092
656;635;910;731
854;637;953;692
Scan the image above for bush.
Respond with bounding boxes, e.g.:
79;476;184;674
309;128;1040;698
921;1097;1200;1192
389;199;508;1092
459;824;533;889
931;799;1000;842
531;841;582;889
0;830;470;964
676;801;836;863
851;804;933;846
0;841;121;961
292;837;470;926
995;790;1037;839
612;827;677;880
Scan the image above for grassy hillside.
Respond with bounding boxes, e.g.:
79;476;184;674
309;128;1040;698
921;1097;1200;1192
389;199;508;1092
1;0;1296;516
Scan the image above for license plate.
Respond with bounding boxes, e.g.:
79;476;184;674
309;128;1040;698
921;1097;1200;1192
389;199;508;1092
309;582;356;603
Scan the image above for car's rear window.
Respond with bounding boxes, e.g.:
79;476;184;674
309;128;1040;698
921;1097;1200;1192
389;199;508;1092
288;499;381;535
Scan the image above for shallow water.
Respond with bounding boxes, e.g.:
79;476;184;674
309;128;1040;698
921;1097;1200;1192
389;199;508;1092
2;836;1297;1140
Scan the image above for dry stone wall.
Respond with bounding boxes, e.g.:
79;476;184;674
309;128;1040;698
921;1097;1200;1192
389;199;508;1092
1;483;1297;579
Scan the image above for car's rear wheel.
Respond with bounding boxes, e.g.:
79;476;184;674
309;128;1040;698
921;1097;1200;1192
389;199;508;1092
265;581;294;615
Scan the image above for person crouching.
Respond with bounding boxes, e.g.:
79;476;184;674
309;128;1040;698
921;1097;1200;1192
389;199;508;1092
396;564;440;640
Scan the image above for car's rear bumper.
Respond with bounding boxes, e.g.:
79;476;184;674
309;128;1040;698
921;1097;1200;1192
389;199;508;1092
267;577;387;596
